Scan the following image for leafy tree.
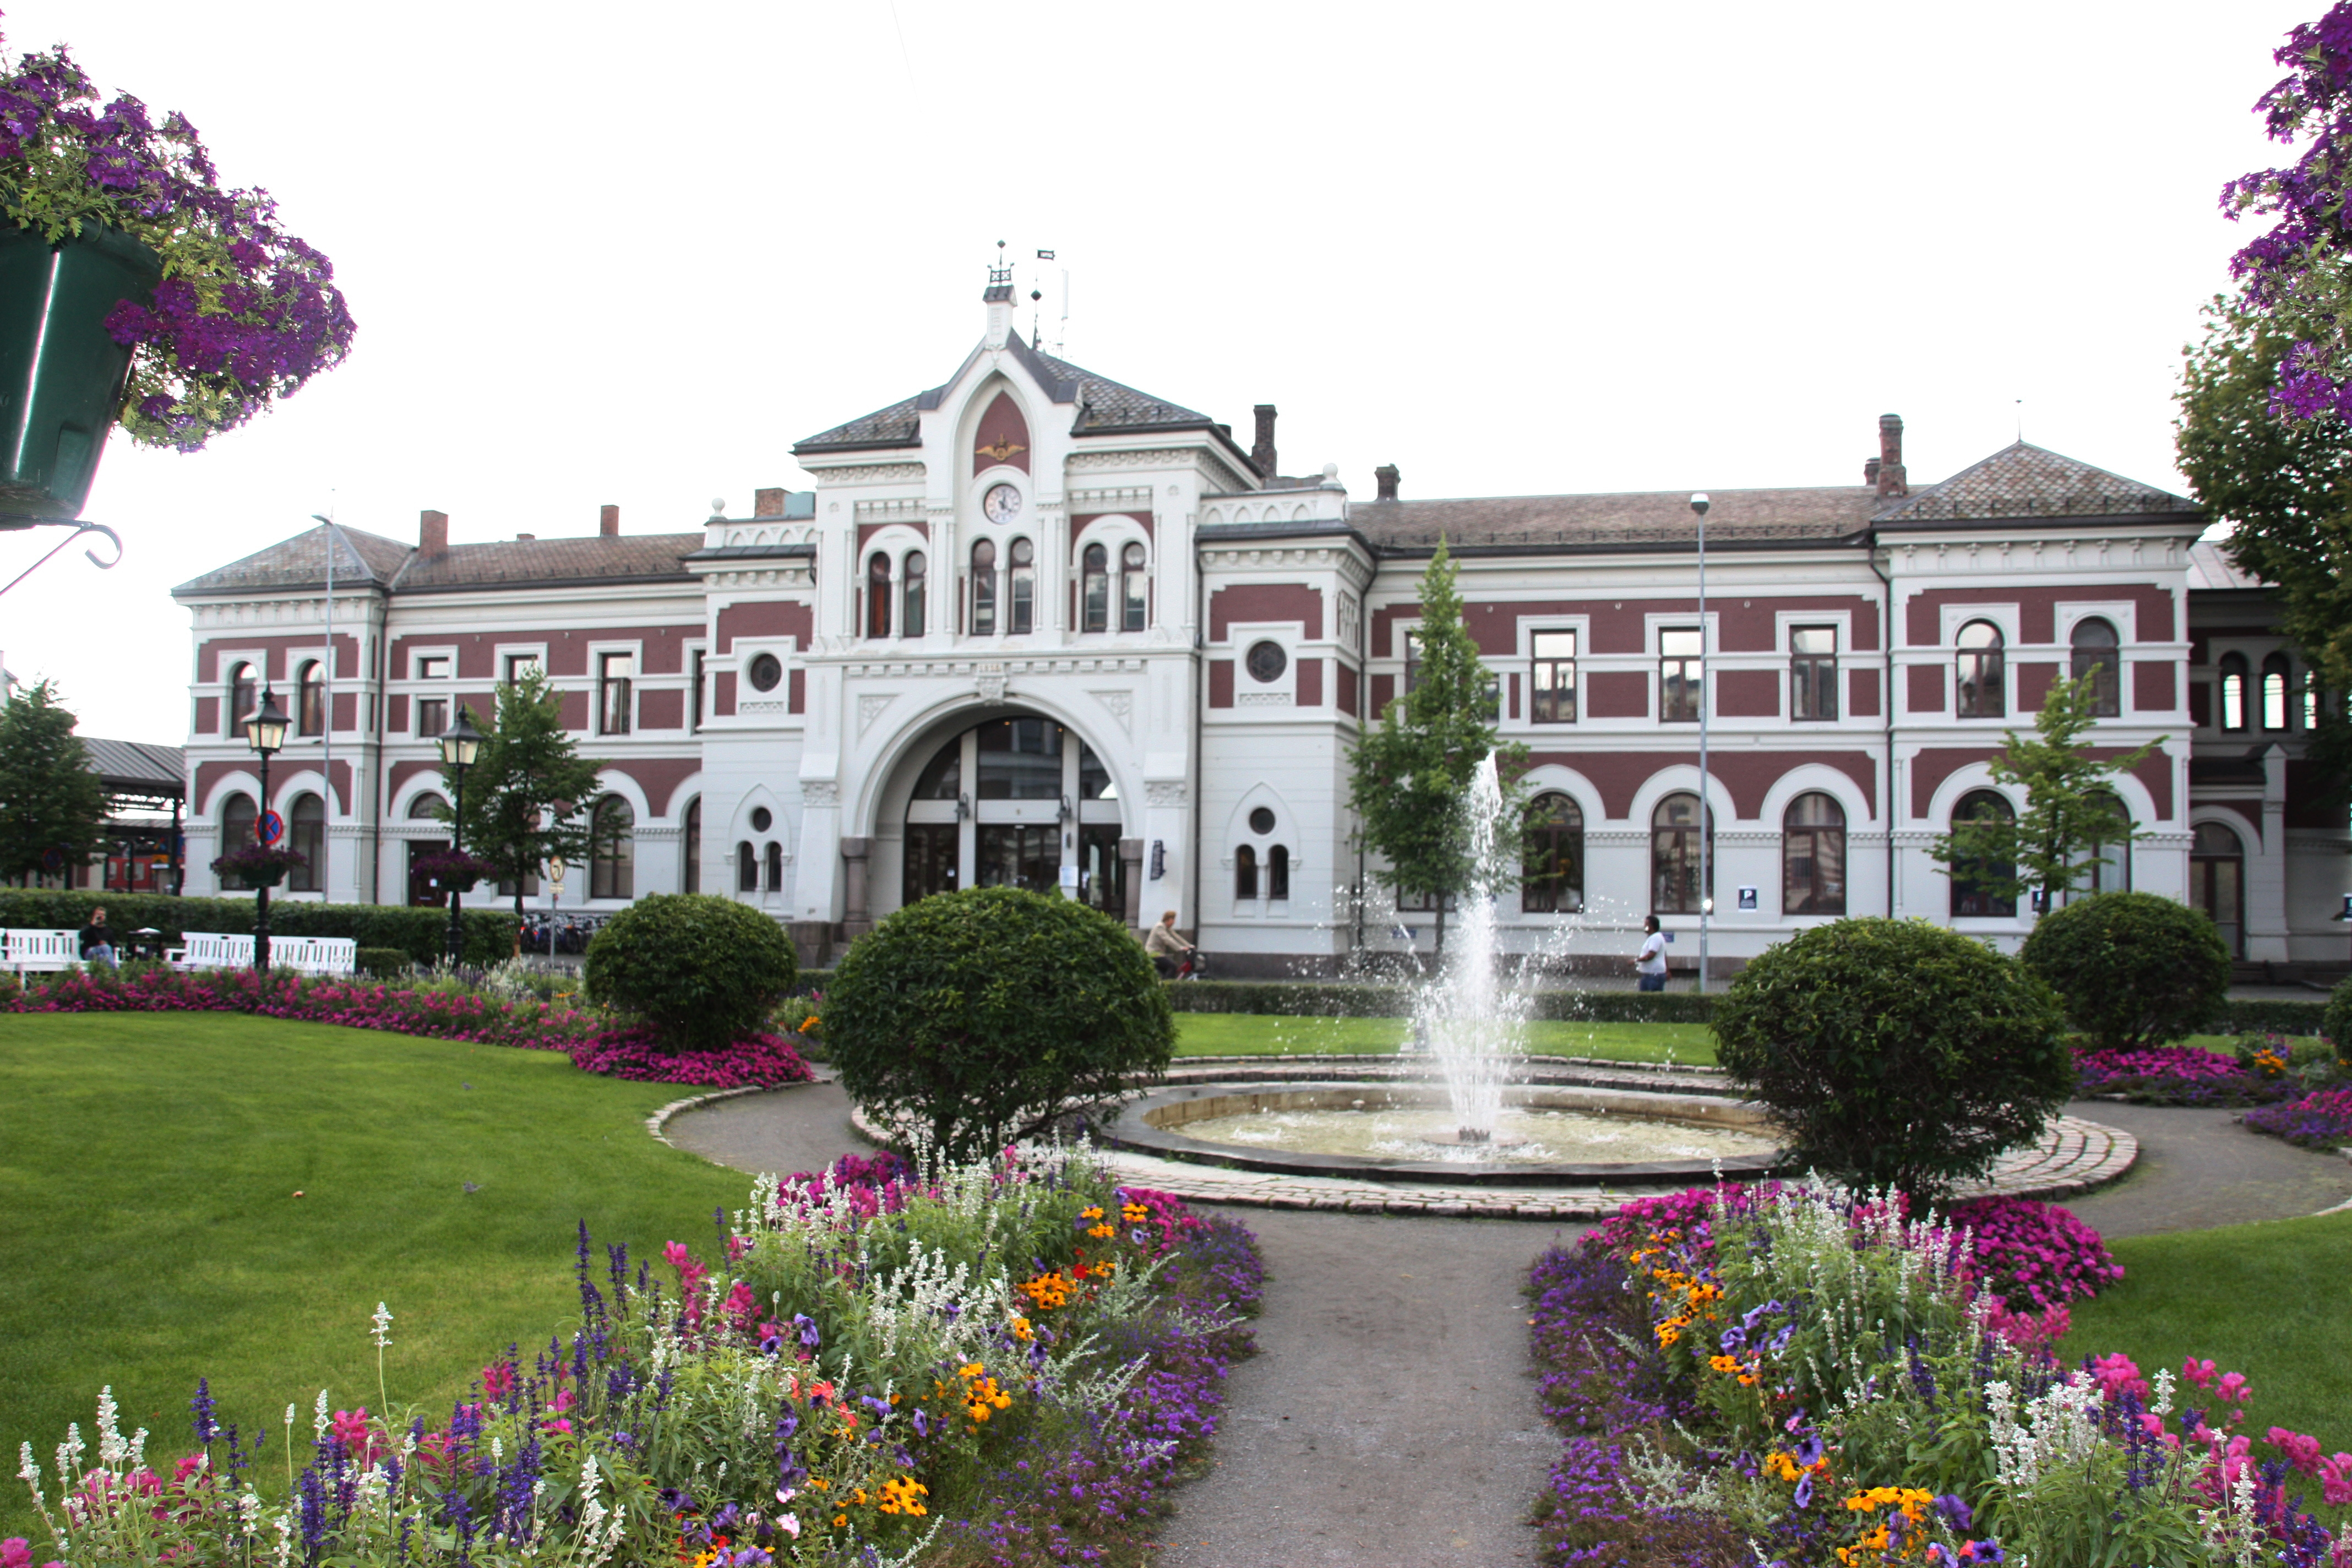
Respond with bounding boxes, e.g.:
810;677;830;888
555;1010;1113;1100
1346;540;1525;952
434;668;607;916
1712;917;2073;1203
1930;670;2159;914
0;680;108;886
823;887;1174;1162
2176;301;2352;817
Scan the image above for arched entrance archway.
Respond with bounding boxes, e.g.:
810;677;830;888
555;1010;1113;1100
900;713;1124;914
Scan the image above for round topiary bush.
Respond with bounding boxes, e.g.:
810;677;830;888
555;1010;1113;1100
1711;917;2072;1202
824;886;1174;1162
2017;891;2232;1053
582;894;798;1055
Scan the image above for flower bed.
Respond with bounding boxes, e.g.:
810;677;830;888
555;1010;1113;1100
2245;1088;2352;1152
12;1142;1261;1567
1529;1182;2352;1568
4;967;810;1090
2073;1043;2297;1106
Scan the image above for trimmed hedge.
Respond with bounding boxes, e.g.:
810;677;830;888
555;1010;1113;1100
584;894;798;1055
1155;978;1719;1023
0;889;517;966
2218;998;2333;1036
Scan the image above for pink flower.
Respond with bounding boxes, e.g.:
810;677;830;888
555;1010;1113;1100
2217;1371;2253;1404
3;1538;35;1568
482;1362;516;1400
2089;1353;2148;1401
2320;1452;2352;1507
2182;1357;2218;1390
2267;1427;2324;1475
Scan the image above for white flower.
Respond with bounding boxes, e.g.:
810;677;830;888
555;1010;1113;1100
313;1389;331;1442
371;1302;394;1348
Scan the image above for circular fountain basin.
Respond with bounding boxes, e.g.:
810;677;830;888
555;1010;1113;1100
1111;1081;1784;1187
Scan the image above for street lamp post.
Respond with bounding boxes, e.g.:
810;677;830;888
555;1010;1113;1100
1689;493;1712;996
438;707;483;968
243;687;290;973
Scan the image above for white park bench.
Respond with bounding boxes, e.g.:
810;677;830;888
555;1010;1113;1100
1;928;81;974
167;932;356;976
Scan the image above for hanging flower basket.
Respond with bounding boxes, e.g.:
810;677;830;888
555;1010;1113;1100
412;850;500;895
0;28;356;522
211;842;304;889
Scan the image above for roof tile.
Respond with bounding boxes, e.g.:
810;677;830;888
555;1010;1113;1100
1872;442;2195;524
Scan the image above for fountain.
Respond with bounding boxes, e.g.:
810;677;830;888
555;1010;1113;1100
1105;752;1787;1189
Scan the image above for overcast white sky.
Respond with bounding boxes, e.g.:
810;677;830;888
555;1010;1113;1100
0;0;2319;742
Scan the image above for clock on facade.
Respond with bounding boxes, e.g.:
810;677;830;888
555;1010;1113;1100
983;483;1022;524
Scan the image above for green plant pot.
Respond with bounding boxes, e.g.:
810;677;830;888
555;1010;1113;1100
0;224;163;525
238;867;288;890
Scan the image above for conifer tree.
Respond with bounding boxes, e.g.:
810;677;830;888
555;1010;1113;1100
1346;541;1523;953
438;668;609;917
0;680;109;885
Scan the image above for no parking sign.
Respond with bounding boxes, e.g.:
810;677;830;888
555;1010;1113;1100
257;810;285;846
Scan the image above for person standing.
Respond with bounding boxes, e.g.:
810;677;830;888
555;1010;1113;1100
1632;914;1668;992
80;906;118;969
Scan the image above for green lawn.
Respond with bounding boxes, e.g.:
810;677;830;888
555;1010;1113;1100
0;1012;747;1536
2059;1210;2352;1505
1173;1011;1717;1064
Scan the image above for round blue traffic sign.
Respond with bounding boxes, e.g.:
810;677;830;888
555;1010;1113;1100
258;810;285;846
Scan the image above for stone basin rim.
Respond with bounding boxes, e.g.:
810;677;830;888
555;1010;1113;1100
1109;1080;1785;1188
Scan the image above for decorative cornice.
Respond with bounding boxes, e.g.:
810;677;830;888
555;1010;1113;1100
807;462;925;484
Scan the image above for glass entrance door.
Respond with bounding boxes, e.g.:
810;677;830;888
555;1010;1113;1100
2190;821;2245;959
899;716;1124;915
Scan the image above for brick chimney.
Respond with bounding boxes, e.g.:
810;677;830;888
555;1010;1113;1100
1374;464;1401;502
420;509;448;556
753;486;785;518
599;503;620;537
1874;414;1908;498
1251;405;1277;477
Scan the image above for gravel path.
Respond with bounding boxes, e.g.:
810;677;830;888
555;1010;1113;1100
659;1082;2352;1567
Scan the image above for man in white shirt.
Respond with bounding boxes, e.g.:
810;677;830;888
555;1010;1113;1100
1633;914;1669;992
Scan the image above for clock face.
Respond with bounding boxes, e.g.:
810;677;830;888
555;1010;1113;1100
983;483;1022;525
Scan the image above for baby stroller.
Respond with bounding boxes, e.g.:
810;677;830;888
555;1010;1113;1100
1174;948;1210;981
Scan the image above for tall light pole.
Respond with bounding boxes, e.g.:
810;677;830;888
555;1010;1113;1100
438;707;483;967
311;513;352;900
243;687;290;972
1690;493;1712;995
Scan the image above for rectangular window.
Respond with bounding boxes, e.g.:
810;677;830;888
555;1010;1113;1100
1531;630;1577;723
415;654;450;680
1659;628;1703;722
691;650;705;732
503;653;540;684
598;652;633;735
1479;669;1501;721
1403;629;1421;695
1790;625;1838;721
415;696;449;738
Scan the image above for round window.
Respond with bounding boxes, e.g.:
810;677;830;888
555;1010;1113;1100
747;652;783;692
750;807;772;832
1248;807;1276;835
1245;640;1287;683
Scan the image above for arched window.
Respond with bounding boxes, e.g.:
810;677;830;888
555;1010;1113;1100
2261;652;2292;730
1651;792;1712;915
2190;821;2244;957
1080;542;1108;633
1522;793;1585;913
2070;618;2120;716
226;662;256;737
297;660;325;737
288;793;326;893
970;537;998;636
220;795;258;889
2218;651;2248;731
737;840;758;893
407;792;446;820
902;551;926;637
1234;843;1259;901
404;793;449;907
1268;844;1290;901
765;841;783;894
865;553;892;638
590;796;634;900
683;797;701;895
1120;542;1147;631
2078;789;2131;894
1782;792;1845;916
1956;621;2005;718
1948;789;2016;917
1009;537;1035;634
